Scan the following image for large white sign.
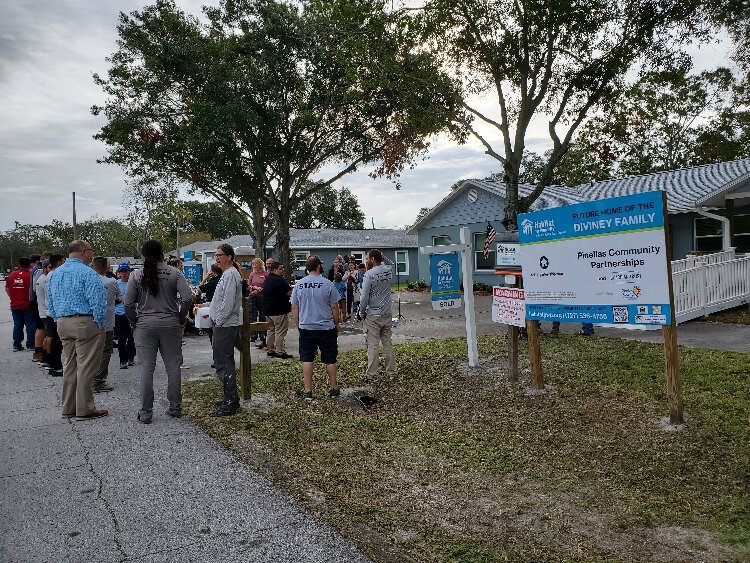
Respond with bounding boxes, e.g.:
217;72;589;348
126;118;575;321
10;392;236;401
491;287;526;327
519;191;671;325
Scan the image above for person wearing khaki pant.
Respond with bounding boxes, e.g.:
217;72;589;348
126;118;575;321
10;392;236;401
364;314;396;377
58;316;105;416
46;240;109;421
359;250;397;380
262;261;293;360
266;314;289;354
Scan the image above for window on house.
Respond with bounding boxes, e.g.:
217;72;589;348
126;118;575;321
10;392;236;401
432;235;451;246
694;217;723;252
395;250;409;275
293;251;310;270
350;250;366;265
733;214;750;253
473;232;495;270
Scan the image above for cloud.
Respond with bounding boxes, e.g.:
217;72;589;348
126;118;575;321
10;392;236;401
0;1;733;235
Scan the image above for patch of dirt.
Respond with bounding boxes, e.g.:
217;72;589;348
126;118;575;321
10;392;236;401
378;448;734;562
240;392;279;413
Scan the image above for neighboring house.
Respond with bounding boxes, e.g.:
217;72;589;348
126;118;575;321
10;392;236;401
409;158;750;287
172;228;419;282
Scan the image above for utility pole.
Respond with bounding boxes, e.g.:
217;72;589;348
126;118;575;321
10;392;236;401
72;192;78;240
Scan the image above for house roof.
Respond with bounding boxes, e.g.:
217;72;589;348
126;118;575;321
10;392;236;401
171;228;416;256
408;158;750;233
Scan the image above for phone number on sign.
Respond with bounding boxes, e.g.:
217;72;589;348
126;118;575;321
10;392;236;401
534;311;608;321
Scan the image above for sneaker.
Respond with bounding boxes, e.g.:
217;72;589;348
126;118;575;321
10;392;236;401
40;361;49;368
120;362;128;369
328;387;340;399
127;359;136;366
137;413;152;424
180;364;190;369
165;409;182;418
296;390;313;402
12;347;23;352
49;369;63;377
32;352;43;362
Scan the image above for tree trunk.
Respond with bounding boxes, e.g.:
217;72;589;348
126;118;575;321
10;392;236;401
251;203;268;259
275;205;292;281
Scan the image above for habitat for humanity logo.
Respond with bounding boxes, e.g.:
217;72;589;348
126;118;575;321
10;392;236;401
521;218;534;235
621;286;642;300
437;260;453;275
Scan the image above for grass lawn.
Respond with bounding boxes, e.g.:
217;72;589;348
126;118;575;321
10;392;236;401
706;305;750;325
183;335;750;562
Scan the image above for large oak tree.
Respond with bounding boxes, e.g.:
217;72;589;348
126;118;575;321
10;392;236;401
418;0;704;229
93;0;463;270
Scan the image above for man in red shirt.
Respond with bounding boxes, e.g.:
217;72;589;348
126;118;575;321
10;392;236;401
5;257;35;352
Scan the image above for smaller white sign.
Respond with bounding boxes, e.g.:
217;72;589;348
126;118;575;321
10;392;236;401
492;286;526;327
433;297;462;311
496;243;520;267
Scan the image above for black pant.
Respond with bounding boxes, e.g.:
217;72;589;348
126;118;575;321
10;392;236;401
249;295;266;341
43;318;63;370
115;315;136;363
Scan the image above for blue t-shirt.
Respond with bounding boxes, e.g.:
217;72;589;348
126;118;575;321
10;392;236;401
115;279;127;316
333;280;346;300
290;274;340;330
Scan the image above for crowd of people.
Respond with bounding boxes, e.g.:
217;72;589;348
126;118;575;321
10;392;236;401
5;240;398;421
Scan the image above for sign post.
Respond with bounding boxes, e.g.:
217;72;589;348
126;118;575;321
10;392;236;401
420;226;478;367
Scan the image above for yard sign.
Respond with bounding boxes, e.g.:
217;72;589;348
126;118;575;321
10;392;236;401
492;287;526;327
518;191;671;325
429;252;462;311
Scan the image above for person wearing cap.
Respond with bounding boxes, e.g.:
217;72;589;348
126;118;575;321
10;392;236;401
115;263;136;369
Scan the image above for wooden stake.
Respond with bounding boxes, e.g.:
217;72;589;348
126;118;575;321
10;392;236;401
508;325;519;382
508;276;521;382
527;320;544;389
661;191;684;424
239;297;252;401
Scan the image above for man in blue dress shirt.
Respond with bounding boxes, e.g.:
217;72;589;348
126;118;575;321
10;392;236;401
47;240;108;421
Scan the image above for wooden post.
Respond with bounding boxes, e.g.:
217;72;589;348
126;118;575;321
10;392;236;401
239;297;252;401
661;191;684;424
508;276;521;383
527;319;544;389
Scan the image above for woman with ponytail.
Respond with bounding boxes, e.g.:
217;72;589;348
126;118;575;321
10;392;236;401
124;240;193;424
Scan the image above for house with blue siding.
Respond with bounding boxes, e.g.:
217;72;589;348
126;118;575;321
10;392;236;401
409;158;750;287
176;228;419;282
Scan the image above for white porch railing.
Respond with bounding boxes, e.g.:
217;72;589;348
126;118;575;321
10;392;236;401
671;248;736;273
673;253;750;324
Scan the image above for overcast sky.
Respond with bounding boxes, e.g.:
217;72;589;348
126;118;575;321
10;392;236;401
0;1;730;232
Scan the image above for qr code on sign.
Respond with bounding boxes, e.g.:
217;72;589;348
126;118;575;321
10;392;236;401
613;306;629;323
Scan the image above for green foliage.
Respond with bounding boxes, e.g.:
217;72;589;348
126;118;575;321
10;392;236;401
291;184;364;229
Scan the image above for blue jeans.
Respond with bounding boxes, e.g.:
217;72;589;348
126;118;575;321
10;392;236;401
11;308;35;349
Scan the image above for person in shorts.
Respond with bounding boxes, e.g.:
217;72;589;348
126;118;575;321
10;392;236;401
290;256;341;401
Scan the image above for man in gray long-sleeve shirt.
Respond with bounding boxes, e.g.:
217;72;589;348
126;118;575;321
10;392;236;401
209;243;243;416
359;249;397;379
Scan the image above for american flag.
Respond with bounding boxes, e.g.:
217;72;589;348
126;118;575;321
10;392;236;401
483;222;496;259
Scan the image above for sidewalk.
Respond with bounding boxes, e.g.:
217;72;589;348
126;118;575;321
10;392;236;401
0;295;369;563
